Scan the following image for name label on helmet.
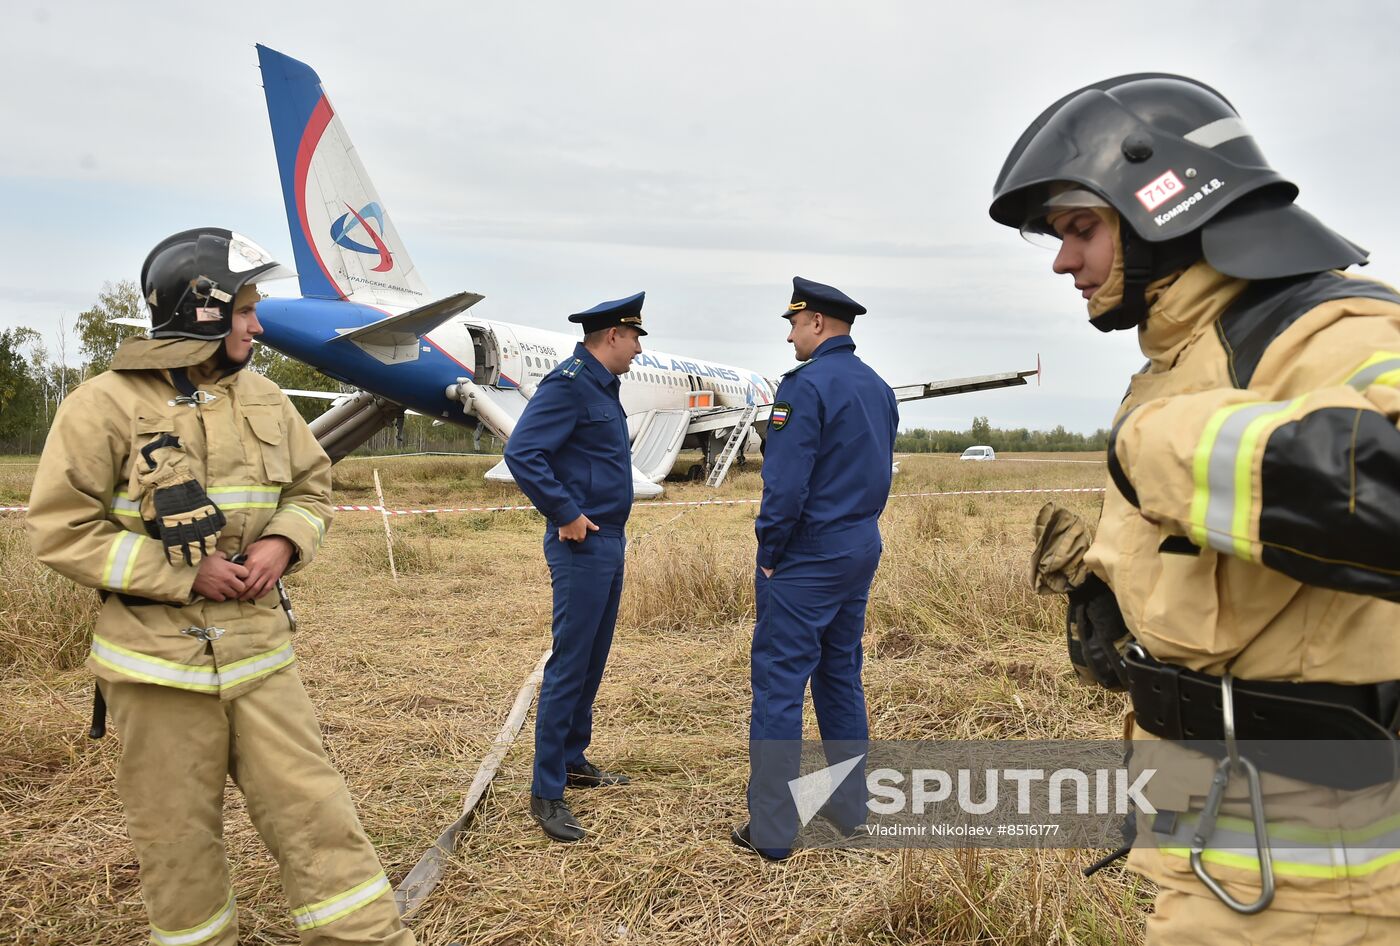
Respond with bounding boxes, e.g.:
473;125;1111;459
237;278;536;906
1151;177;1226;228
1134;170;1185;211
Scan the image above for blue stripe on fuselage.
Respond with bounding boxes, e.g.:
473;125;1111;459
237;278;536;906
256;298;471;421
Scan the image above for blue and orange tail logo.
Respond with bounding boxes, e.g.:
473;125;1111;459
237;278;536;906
330;202;394;272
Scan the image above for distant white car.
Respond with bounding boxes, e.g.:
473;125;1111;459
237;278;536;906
959;445;996;461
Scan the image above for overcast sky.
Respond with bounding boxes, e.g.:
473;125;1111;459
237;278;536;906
5;1;1398;433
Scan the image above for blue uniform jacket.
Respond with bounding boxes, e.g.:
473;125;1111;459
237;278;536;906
755;336;898;569
503;343;634;533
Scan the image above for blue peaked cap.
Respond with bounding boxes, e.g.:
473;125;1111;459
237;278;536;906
568;291;648;335
782;276;866;322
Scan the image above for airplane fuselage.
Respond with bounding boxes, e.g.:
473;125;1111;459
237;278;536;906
257;297;778;425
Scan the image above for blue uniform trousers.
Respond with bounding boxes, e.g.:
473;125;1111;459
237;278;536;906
533;529;626;799
748;527;882;854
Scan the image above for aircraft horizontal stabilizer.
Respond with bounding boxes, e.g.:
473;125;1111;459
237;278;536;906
891;369;1038;402
331;291;484;365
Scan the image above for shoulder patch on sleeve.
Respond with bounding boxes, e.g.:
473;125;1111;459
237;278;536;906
770;401;792;430
560;357;584;379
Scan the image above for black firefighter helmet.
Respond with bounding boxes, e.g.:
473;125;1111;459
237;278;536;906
141;228;296;340
989;73;1368;331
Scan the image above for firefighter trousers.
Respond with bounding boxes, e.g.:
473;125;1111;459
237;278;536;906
1147;889;1400;945
102;666;414;945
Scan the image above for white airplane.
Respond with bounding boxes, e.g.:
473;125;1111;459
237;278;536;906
250;46;1037;495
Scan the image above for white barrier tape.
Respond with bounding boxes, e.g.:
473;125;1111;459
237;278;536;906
325;487;1105;517
2;487;1106;519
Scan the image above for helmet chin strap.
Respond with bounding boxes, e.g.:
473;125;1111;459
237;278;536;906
1089;227;1154;333
214;344;252;377
1088;226;1202;333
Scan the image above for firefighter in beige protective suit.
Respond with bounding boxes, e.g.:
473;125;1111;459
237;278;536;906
993;77;1400;943
26;228;415;945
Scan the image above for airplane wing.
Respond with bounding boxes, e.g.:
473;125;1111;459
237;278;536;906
282;389;346;400
677;365;1039;439
332;291;485;364
890;368;1039;402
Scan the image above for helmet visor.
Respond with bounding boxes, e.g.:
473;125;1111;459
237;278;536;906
1019;185;1111;249
227;232;297;284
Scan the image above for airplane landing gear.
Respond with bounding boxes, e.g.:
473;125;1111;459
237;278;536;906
695;437;716;481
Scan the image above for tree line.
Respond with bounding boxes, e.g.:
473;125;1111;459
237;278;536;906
895;416;1109;454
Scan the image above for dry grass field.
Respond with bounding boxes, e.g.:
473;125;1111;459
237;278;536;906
0;452;1150;945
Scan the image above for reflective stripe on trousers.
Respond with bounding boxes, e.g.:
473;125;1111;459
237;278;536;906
148;892;236;946
1157;810;1400;880
291;872;392;930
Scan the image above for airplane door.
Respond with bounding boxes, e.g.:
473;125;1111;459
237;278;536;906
685;374;714;409
466;324;501;386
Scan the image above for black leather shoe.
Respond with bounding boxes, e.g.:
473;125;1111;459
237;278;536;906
530;795;585;842
566;760;630;788
729;823;790;861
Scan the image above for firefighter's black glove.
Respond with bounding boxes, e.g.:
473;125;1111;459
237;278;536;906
1066;573;1131;691
1030;502;1131;691
138;434;225;567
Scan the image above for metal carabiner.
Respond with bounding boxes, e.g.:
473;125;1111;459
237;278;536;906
181;625;226;643
1190;671;1275;914
169;390;219;408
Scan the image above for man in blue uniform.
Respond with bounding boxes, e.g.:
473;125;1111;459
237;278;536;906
735;277;899;859
504;292;645;843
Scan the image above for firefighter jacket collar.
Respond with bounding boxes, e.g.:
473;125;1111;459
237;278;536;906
1137;260;1248;368
111;336;223;371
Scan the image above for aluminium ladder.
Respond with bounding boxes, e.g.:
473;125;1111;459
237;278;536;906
705;404;758;487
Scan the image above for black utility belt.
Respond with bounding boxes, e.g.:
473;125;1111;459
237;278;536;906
99;590;172;608
1123;644;1400;790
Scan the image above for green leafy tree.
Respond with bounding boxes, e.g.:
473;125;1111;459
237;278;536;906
896;419;1109;454
76;280;147;377
0;329;43;449
250;345;349;424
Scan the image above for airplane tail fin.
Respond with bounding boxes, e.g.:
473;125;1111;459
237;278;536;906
256;45;428;310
